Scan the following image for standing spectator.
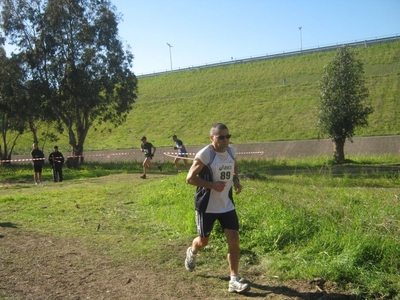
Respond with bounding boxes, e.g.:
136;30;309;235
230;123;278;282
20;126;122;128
49;146;65;182
172;134;189;173
31;142;45;184
140;136;162;179
184;123;250;294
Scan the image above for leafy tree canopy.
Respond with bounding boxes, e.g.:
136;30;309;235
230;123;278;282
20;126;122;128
317;46;373;163
0;0;138;162
0;47;30;159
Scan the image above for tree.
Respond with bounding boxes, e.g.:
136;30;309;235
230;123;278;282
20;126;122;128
317;46;373;163
0;0;138;167
0;47;30;161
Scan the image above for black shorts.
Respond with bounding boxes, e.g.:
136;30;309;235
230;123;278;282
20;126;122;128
195;209;239;237
178;153;188;158
33;165;43;173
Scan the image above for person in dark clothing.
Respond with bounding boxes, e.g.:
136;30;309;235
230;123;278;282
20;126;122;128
140;136;162;179
49;146;64;182
31;142;45;184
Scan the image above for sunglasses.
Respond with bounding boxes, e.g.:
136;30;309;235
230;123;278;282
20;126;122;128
216;134;232;140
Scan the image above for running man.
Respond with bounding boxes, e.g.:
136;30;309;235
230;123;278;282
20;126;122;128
140;136;162;179
172;134;189;173
184;123;250;294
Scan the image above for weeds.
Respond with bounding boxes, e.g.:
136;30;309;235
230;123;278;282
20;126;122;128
1;157;399;298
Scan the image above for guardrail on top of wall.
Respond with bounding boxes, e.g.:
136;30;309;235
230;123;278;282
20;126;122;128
137;34;400;78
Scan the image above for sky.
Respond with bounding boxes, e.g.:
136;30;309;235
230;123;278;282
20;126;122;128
111;0;400;75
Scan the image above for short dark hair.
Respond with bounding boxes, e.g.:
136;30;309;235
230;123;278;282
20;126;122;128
210;123;228;136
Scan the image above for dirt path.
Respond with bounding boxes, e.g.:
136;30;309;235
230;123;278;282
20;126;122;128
0;225;358;300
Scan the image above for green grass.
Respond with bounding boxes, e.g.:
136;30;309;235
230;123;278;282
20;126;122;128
11;40;400;155
1;156;399;299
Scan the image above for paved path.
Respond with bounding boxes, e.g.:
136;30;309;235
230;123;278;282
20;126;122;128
10;135;400;164
230;135;400;159
75;135;400;163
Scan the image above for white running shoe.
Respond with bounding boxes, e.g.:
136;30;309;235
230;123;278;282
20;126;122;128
228;279;250;293
185;247;196;272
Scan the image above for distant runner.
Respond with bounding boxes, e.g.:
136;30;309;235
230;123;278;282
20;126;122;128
171;134;190;173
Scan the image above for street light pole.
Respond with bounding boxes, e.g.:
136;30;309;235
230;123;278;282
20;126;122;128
167;43;172;70
298;27;302;51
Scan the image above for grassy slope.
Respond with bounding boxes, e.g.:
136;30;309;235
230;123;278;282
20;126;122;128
14;41;400;154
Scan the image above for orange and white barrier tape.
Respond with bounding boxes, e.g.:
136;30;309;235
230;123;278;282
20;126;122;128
1;150;265;164
163;151;264;160
1;152;141;163
0;157;45;163
64;152;140;159
163;152;196;160
237;151;264;155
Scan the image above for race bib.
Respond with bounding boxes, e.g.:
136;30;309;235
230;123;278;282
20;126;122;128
214;163;234;182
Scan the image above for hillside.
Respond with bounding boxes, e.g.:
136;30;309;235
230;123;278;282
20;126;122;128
14;40;400;154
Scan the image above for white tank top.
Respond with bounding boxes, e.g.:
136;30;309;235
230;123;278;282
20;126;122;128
197;146;236;213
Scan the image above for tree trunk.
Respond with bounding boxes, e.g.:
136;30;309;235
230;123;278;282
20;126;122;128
66;144;84;169
29;119;38;143
66;122;88;168
332;138;345;164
